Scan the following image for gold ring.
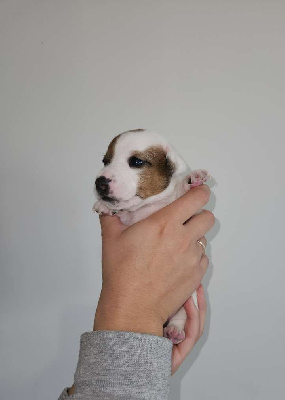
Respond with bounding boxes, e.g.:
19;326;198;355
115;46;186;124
197;240;206;254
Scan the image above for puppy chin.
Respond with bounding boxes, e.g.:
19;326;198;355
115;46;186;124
114;181;177;212
96;191;141;210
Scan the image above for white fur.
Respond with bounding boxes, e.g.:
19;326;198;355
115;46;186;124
94;130;187;212
93;129;210;343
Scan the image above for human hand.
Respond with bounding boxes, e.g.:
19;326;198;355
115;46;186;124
93;185;214;337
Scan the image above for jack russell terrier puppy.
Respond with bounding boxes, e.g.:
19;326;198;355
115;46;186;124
93;129;210;344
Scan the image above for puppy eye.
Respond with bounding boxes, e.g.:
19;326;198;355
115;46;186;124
128;156;147;168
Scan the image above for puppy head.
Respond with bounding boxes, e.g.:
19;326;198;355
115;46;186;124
95;129;187;210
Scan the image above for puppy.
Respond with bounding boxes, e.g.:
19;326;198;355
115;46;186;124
93;129;210;344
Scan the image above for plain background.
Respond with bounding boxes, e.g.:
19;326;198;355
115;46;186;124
1;1;284;399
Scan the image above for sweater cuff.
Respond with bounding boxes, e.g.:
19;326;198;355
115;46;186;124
74;330;173;399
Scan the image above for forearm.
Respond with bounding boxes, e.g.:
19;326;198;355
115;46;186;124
59;330;173;400
93;293;164;337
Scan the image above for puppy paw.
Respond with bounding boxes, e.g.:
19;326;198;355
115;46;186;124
163;325;185;344
185;169;210;189
92;201;114;216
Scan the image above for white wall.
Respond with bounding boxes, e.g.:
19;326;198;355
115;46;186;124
1;1;284;399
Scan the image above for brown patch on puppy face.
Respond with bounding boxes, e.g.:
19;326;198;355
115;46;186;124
102;134;121;165
133;146;176;199
102;130;144;165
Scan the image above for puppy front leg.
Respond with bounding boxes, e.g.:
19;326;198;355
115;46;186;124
92;200;114;216
183;169;210;191
115;210;132;225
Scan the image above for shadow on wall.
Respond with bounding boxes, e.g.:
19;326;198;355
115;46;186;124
170;183;220;400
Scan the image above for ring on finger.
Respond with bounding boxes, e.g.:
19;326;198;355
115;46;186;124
197;239;206;255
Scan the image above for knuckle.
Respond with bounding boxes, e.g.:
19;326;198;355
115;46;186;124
148;215;164;231
202;255;210;269
177;237;189;255
202;209;215;225
154;218;176;240
179;241;188;254
189;248;200;264
196;251;203;264
158;219;171;236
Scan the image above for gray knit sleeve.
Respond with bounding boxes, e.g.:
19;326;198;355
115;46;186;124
58;330;173;400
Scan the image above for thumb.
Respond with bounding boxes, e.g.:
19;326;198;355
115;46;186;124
99;214;125;239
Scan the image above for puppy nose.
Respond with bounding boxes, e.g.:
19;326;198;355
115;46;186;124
95;176;111;194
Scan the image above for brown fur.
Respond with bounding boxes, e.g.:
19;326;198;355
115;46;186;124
134;146;176;199
103;134;121;165
103;130;144;165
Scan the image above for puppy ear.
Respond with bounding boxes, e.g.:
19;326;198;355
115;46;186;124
165;144;187;176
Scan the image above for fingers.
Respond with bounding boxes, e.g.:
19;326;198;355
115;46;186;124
155;185;211;225
174;296;200;361
171;285;207;375
185;209;215;240
200;254;209;275
196;284;207;337
99;215;125;239
183;285;207;342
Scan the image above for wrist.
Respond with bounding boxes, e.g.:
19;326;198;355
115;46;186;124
93;297;164;337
